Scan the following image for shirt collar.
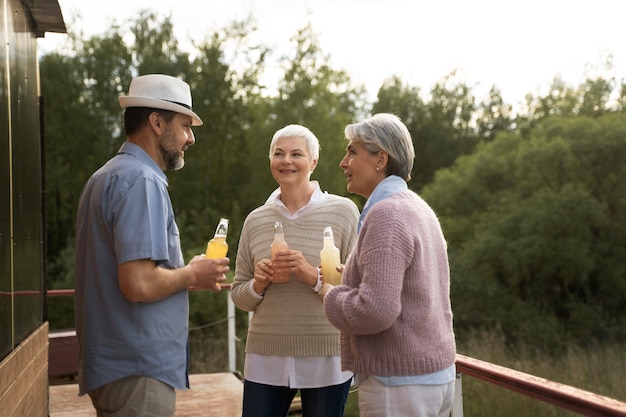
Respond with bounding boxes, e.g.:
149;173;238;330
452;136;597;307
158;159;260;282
117;142;168;183
267;181;327;219
359;175;407;232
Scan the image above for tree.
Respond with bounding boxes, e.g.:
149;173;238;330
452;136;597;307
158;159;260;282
130;11;191;77
264;22;367;198
476;86;514;141
373;72;480;191
167;19;268;251
373;76;426;190
516;55;623;131
41;32;133;265
423;113;626;349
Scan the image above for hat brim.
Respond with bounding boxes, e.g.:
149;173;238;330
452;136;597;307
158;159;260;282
119;96;203;126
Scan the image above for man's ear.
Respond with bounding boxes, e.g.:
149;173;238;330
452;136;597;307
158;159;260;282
148;111;163;133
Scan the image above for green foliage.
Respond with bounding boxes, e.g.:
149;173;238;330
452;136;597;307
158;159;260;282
373;72;481;191
168;21;267;250
517;62;621;132
476;86;514;141
424;113;626;349
45;240;76;330
188;289;228;329
266;22;367;196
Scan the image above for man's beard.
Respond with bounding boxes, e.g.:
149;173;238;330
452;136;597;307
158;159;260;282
159;130;185;171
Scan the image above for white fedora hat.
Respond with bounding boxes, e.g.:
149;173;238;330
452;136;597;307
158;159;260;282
118;74;203;126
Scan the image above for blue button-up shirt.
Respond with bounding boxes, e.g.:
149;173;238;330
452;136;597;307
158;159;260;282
74;142;189;394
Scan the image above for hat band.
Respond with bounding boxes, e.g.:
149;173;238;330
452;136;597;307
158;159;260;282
164;99;192;110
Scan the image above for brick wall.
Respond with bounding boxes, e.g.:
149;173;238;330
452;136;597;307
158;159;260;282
0;323;49;417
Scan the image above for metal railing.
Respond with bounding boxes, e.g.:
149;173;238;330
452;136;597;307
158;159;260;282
47;289;626;416
454;354;626;417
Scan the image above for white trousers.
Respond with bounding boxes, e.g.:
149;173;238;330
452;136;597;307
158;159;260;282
358;376;455;417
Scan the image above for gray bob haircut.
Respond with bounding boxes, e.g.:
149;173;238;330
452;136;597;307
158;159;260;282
269;124;320;161
344;113;415;181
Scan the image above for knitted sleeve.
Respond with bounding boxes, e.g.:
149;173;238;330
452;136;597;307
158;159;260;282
324;196;415;335
230;206;272;311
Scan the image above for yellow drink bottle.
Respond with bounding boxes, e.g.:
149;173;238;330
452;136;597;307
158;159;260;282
206;218;229;258
320;226;342;285
271;221;290;283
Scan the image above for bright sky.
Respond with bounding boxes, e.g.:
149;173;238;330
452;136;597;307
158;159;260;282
39;0;626;108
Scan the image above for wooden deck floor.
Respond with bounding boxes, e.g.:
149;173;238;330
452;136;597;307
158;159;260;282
49;373;244;417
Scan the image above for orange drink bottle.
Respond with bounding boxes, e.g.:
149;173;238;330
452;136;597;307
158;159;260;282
206;218;229;258
270;221;290;283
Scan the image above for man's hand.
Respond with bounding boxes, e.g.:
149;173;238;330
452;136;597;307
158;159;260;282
188;255;230;292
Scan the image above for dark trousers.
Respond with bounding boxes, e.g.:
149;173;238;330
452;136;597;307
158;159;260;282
242;378;351;417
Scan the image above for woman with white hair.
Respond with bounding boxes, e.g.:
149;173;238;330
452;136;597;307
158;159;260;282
231;124;360;417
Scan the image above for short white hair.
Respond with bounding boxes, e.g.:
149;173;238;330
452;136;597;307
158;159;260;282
268;124;320;161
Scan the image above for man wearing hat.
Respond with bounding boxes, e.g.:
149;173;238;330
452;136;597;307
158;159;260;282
74;74;229;416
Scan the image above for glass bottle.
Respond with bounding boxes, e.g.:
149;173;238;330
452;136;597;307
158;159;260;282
320;226;342;285
271;221;290;283
206;218;229;258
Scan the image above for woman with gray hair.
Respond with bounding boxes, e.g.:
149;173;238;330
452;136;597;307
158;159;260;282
321;113;457;416
231;124;360;417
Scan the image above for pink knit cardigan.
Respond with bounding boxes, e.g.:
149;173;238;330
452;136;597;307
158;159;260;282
324;191;456;376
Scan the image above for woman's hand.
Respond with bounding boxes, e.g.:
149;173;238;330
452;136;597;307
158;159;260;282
252;259;273;295
272;249;318;286
318;283;333;301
